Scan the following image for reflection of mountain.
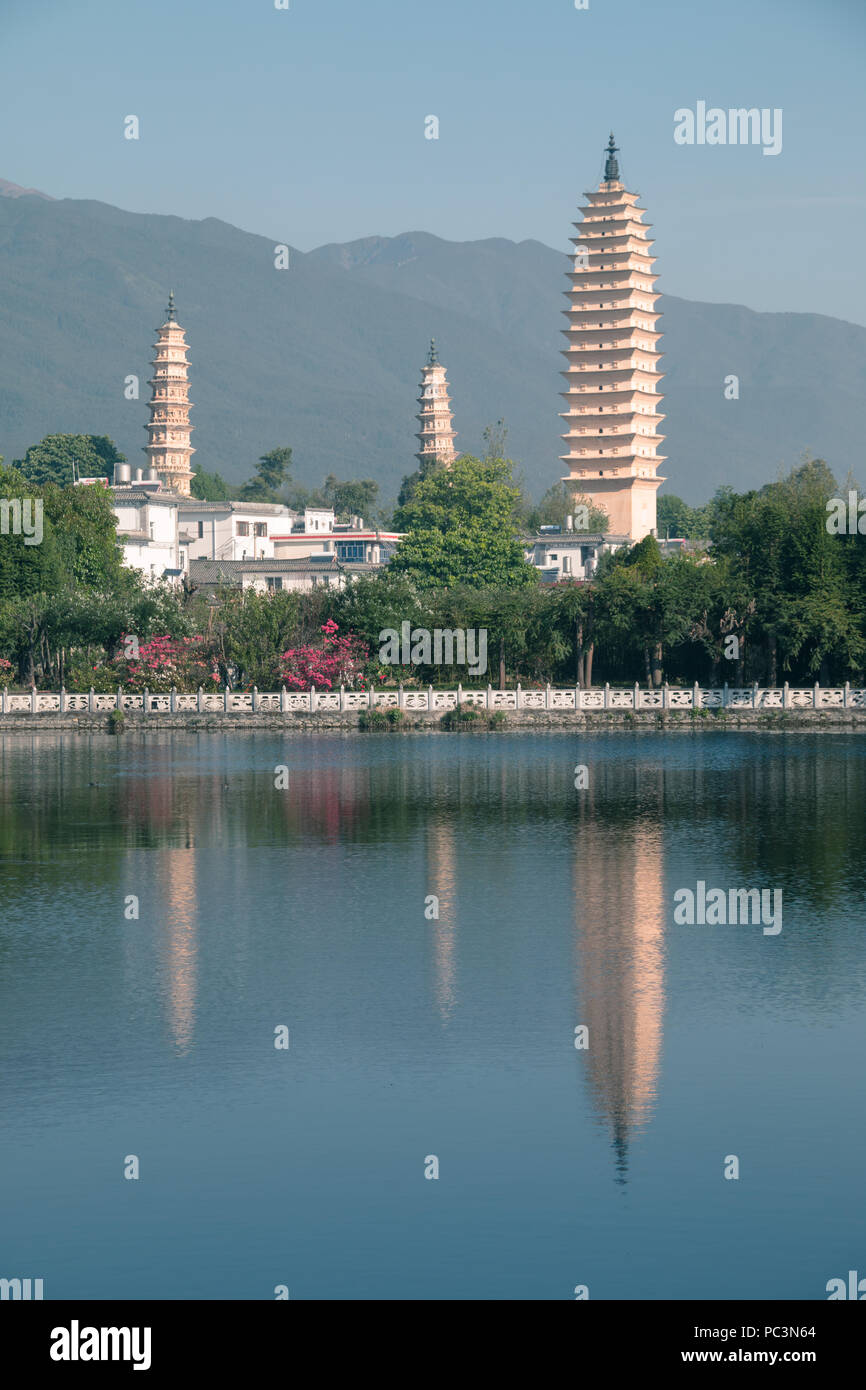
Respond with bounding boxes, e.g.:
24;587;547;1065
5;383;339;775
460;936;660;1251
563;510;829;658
574;785;666;1184
426;821;458;1024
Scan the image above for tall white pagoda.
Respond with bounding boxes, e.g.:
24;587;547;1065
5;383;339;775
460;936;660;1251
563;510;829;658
415;339;457;467
144;291;196;496
560;136;665;540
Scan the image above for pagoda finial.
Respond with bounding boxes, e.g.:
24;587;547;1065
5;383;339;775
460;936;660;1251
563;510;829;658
604;132;620;184
427;337;439;365
166;289;176;322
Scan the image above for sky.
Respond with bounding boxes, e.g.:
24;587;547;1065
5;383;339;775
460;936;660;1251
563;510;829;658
2;0;865;322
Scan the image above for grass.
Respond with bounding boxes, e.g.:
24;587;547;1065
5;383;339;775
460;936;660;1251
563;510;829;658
439;706;507;731
358;707;406;731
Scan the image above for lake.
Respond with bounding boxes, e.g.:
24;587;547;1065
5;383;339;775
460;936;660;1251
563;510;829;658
0;730;863;1300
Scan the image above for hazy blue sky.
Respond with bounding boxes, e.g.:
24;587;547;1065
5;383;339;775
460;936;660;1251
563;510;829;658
2;0;865;321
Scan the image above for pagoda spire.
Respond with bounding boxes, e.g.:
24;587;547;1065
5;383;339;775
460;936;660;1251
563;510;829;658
143;293;195;496
416;340;457;467
558;136;666;541
603;132;620;185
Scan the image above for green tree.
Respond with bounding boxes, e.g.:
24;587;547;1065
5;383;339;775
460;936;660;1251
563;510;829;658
322;475;379;520
17;434;125;487
396;455;448;510
46;480;127;592
522;482;609;533
391;455;538;590
213;587;302;687
710;460;861;682
657;492;710;540
240;447;293;501
191;465;233;501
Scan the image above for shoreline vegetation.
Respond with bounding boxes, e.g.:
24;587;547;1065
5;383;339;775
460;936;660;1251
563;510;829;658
3;454;866;706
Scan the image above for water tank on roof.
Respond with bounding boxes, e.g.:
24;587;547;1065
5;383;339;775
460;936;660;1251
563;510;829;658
114;463;132;484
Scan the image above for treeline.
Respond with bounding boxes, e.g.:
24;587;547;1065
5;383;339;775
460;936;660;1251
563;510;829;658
1;453;864;692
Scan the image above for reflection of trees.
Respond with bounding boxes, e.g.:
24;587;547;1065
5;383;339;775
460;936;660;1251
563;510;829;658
1;732;863;1005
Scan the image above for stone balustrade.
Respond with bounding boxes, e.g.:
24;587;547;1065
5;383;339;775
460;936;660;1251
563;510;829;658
0;682;864;715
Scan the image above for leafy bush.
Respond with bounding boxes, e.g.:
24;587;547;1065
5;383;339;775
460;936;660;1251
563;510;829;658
358;706;406;731
439;706;481;730
358;708;389;731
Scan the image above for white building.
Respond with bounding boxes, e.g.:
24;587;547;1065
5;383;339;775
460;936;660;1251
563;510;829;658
177;499;298;561
111;483;189;581
189;555;381;594
524;528;630;582
271;507;402;565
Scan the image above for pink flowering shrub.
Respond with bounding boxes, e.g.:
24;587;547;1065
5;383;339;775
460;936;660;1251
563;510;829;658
70;635;216;693
278;620;369;691
121;635;214;692
0;656;14;689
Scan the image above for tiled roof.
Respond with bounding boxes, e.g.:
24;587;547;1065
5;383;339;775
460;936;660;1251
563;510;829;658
524;531;630;545
176;500;298;516
189;557;380;583
111;488;181;506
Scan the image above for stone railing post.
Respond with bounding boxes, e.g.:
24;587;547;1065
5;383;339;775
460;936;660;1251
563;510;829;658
516;683;522;710
31;685;38;714
457;683;463;708
428;684;433;712
783;681;790;710
59;687;66;714
117;686;123;712
752;682;759;709
251;686;259;713
633;681;639;710
143;687;150;716
197;686;204;713
368;686;373;710
88;687;95;714
339;684;345;712
844;680;850;710
813;682;820;709
224;685;230;713
280;685;288;713
693;681;700;709
723;681;729;709
487;684;492;711
662;682;669;710
544;683;550;709
398;683;404;711
310;684;318;713
170;686;177;713
1;687;7;715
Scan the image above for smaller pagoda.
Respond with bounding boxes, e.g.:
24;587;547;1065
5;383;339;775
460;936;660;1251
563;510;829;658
415;340;457;467
144;291;196;496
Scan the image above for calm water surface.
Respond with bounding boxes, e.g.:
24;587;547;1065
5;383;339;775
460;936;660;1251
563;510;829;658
1;730;864;1299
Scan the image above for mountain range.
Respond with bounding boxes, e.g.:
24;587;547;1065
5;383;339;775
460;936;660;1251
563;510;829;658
1;184;864;505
